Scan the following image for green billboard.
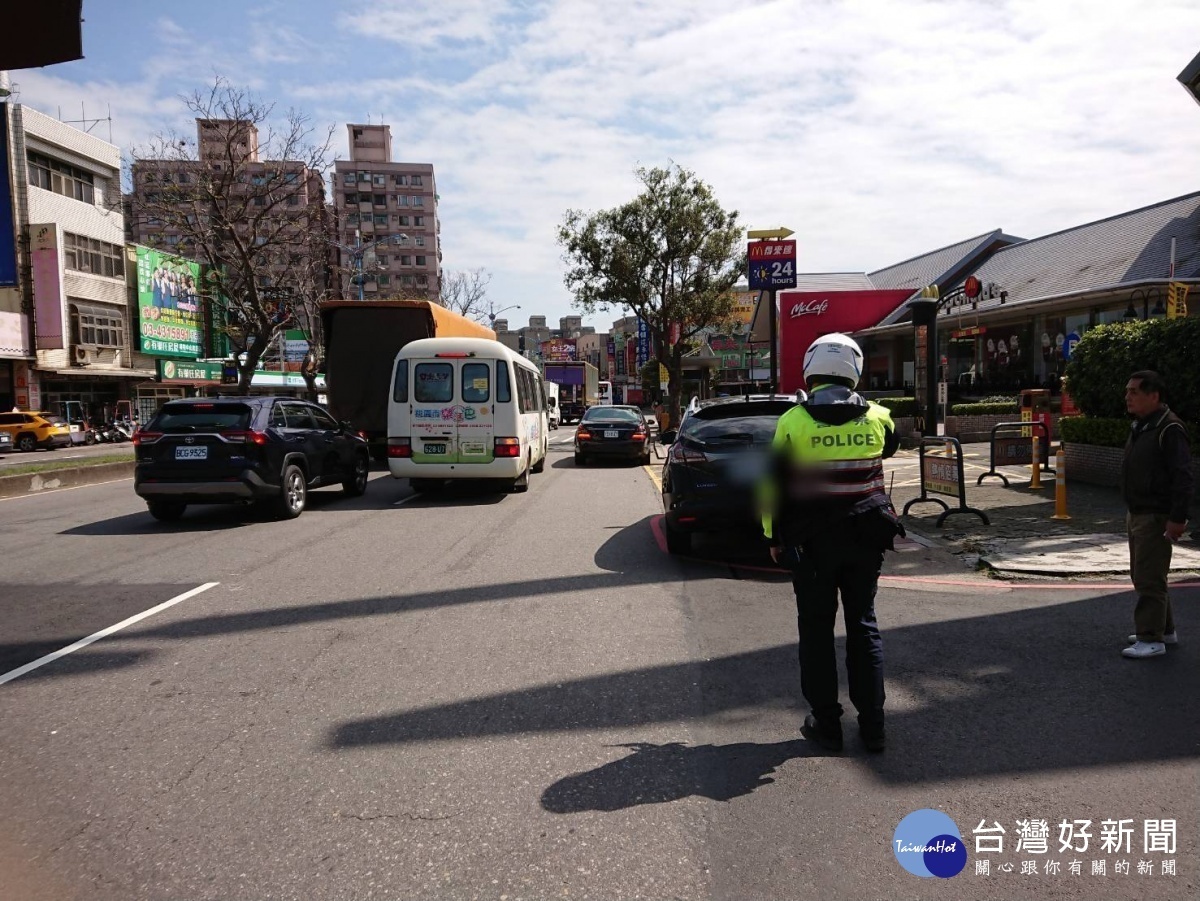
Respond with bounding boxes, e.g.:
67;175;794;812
135;246;203;358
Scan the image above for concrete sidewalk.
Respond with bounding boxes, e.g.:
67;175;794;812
889;442;1200;577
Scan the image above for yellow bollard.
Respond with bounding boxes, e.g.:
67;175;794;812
1029;435;1043;490
1051;447;1071;520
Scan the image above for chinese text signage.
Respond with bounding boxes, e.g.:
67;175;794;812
748;240;797;290
137;246;203;359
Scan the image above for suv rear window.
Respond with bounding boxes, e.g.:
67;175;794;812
150;403;254;432
680;401;794;447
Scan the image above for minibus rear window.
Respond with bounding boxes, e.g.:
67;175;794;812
496;361;511;403
462;363;490;403
393;360;408;403
414;363;454;403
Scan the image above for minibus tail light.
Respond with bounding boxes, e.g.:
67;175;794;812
494;437;521;458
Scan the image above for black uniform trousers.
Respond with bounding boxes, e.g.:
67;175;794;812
790;517;886;734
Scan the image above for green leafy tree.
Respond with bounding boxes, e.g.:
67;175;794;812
1066;318;1200;421
558;164;743;424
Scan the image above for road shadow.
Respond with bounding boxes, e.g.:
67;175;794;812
60;478;412;534
541;740;805;813
324;590;1200;789
397;481;511;507
60;505;260;535
2;649;155;682
550;455;645;470
0;581;197;680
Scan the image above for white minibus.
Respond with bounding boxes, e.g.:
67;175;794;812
597;380;613;406
387;337;549;492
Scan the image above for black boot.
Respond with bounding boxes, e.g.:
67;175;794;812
860;722;885;753
801;714;843;752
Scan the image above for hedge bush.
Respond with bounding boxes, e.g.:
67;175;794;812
1060;414;1200;448
1058;416;1130;448
950;402;1019;415
875;397;919;416
976;395;1019;405
1065;318;1200;420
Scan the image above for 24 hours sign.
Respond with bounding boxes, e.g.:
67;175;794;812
748;240;797;290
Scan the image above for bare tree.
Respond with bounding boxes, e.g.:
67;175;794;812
129;78;334;396
439;268;492;321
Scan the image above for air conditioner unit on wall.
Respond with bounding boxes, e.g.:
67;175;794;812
73;346;93;365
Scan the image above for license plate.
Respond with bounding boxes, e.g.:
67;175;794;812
175;446;208;460
424;444;446;455
604;430;619;438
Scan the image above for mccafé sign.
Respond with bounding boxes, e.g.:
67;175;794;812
778;288;915;393
790;299;830;318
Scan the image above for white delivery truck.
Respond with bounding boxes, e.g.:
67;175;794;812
545;381;561;429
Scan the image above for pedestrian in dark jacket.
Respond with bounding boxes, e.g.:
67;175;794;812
1121;370;1192;659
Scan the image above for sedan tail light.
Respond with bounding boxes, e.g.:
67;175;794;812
632;428;647;441
387;437;412;458
132;430;162;446
576;429;592;441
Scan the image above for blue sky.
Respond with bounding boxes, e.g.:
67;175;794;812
10;0;1200;330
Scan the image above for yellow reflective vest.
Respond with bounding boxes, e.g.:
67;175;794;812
761;401;894;541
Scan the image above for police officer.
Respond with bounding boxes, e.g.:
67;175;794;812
761;333;902;753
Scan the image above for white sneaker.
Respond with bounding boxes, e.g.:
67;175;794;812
1127;632;1178;645
1122;641;1167;659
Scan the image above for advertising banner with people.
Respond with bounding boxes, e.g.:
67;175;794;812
136;246;203;359
778;289;912;392
540;338;576;362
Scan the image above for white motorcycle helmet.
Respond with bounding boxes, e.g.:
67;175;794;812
802;333;864;389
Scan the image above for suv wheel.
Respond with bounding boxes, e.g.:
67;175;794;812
276;464;307;519
16;433;36;452
665;521;692;555
147;500;187;522
342;454;369;497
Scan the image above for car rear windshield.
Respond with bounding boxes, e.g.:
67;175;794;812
150;403;254;432
583;408;640;424
681;402;794;446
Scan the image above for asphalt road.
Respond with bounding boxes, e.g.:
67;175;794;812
0;439;1195;901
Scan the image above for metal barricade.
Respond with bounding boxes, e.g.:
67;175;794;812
902;437;989;527
977;421;1052;487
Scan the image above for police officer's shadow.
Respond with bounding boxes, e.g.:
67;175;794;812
541;739;805;813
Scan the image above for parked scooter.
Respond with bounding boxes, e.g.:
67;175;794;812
113;419;135;442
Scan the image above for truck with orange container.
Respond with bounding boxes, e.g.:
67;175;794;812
319;300;495;458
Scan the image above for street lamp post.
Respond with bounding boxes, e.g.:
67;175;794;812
327;231;408;300
487;303;521;330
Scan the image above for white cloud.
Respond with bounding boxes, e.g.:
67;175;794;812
11;0;1200;330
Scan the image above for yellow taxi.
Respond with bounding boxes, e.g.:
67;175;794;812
0;410;72;451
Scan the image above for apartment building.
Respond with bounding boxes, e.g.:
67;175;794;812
332;124;440;301
1;102;149;416
127;119;330;367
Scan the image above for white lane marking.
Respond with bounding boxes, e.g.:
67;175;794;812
393;495;419;506
0;477;135;503
0;582;220;687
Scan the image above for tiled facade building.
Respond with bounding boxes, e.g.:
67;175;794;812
332;124;440;302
